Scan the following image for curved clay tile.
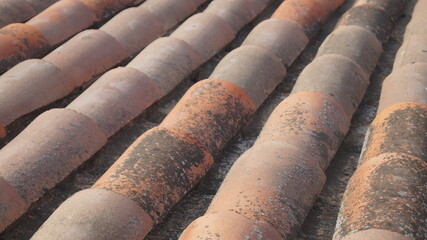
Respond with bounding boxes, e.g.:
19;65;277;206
32;0;345;239
0;0;60;28
0;0;208;233
0;0;138;73
181;0;407;238
0;0;274;235
334;0;427;239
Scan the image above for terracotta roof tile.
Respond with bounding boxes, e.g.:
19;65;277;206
0;0;59;28
182;0;406;238
272;0;344;37
0;0;420;239
316;25;382;74
67;67;160;137
170;12;235;61
0;0;139;73
378;63;427;111
0;0;36;28
99;7;164;55
0;0;273;234
242;18;309;68
291;54;369;119
26;0;96;45
334;0;427;239
0;0;204;136
0;59;68;126
180;211;283;239
140;0;199;30
204;0;271;33
127;37;203;96
51;0;347;238
0;23;49;72
31;189;154;240
209;45;287;108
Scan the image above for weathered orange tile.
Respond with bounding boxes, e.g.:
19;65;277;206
209;45;286;108
79;0;138;20
0;0;206;134
24;0;345;237
206;142;325;238
100;7;164;55
180;0;403;237
128;37;203;96
161;79;255;153
189;92;348;238
394;34;427;68
27;0;96;45
242;18;309;68
291;54;369;119
0;23;49;73
26;0;60;12
256;91;349;170
204;0;270;33
0;108;107;205
272;0;344;37
0;59;70;127
316;25;382;74
334;153;427;240
354;0;405;22
44;29;127;87
378;63;427;112
170;12;235;61
359;102;427;164
140;0;199;29
0;0;36;27
179;211;283;240
93;126;214;223
67;67;161;138
334;2;424;238
0;177;28;232
31;189;154;240
337;4;394;43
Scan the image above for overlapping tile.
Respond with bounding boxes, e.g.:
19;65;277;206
0;0;59;28
0;0;417;238
0;0;208;232
334;0;427;239
29;0;345;239
180;0;407;239
0;0;275;235
0;0;202;137
0;0;141;73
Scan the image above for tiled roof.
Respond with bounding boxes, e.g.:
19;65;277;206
0;0;59;28
0;0;142;73
181;0;407;238
31;0;345;238
334;0;427;239
0;0;207;136
0;0;424;239
0;0;274;234
0;0;209;232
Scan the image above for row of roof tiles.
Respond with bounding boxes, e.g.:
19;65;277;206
0;0;207;136
181;0;409;239
0;0;59;28
32;0;345;238
0;0;147;73
0;0;424;239
0;0;274;233
335;0;427;239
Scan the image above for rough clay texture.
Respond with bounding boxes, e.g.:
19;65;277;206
0;0;419;239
